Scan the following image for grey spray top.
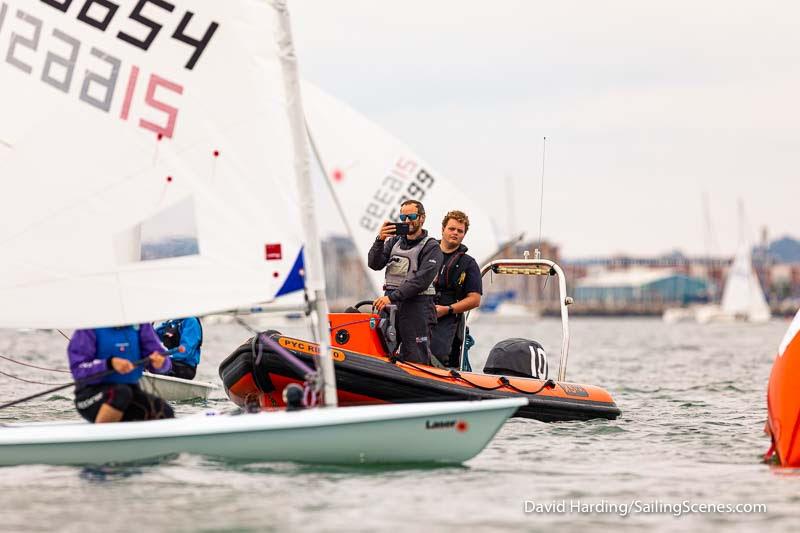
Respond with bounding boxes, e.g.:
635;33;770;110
384;236;437;295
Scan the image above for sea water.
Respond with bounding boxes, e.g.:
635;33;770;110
0;317;796;532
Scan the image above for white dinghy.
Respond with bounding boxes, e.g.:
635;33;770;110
140;372;217;402
711;240;771;322
0;0;519;467
0;399;525;466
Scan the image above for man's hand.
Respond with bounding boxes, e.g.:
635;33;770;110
373;295;391;312
148;351;167;370
435;304;450;318
377;221;396;241
110;357;135;374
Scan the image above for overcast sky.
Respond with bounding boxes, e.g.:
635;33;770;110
290;1;799;259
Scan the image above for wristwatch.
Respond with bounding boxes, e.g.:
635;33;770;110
448;305;454;315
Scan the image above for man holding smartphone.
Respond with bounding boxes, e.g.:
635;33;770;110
368;200;443;364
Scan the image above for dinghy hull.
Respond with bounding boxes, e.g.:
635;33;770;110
0;399;524;466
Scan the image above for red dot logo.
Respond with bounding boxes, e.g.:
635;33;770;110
166;176;173;183
332;169;343;182
456;420;469;433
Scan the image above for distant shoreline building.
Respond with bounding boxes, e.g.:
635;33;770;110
573;269;710;314
318;234;800;316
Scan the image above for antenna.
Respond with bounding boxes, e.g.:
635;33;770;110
537;137;547;252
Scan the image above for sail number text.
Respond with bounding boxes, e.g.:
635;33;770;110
360;157;436;232
0;1;220;139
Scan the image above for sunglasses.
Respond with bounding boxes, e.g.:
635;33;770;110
398;213;420;221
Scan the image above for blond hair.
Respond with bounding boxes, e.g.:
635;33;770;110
441;210;470;233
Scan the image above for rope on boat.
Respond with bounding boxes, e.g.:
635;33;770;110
0;343;171;418
0;354;70;373
0;357;152;411
0;354;72;385
0;369;70;386
328;318;373;330
498;376;557;395
234;317;320;408
399;359;556;395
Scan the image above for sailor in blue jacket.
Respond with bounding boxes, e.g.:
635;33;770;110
155;317;202;380
68;324;174;423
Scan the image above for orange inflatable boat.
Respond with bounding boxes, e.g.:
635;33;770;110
220;257;621;422
765;308;800;465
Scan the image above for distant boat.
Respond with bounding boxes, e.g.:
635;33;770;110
718;242;771;321
693;243;771;323
470;290;538;320
473;301;537;321
662;306;698;323
663;199;771;324
764;307;800;466
663;243;770;324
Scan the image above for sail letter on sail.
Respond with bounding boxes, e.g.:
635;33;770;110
0;0;306;329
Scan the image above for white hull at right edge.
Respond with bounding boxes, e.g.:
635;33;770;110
0;398;525;466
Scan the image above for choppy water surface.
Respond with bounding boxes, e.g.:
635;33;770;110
0;317;797;532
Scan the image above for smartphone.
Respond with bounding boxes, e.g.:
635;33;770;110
392;222;410;236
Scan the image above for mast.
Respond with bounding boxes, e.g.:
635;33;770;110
272;0;338;406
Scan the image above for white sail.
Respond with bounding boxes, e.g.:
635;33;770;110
302;82;499;295
0;0;306;329
720;243;771;322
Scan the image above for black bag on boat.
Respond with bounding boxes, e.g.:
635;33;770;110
158;319;204;350
159;324;181;349
484;338;548;379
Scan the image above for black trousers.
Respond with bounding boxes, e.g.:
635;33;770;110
430;312;460;366
75;383;174;423
167;360;197;380
395;296;436;365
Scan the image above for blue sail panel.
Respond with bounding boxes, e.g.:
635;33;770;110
276;249;305;297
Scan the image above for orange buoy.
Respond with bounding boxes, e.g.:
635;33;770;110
766;309;800;466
